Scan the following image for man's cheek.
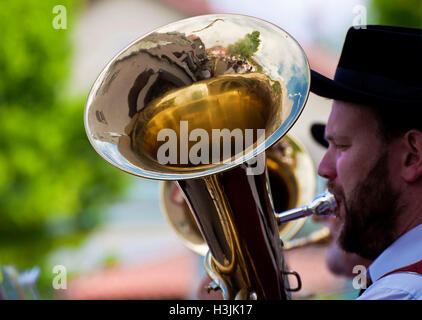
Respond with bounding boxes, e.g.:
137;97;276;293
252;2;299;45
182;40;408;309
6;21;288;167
336;158;357;194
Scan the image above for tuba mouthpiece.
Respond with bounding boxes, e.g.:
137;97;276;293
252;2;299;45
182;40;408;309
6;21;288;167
275;190;337;224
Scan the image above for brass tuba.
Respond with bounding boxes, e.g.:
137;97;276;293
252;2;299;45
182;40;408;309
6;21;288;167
84;14;336;299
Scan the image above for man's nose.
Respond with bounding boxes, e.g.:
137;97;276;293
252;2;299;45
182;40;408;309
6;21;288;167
318;149;336;180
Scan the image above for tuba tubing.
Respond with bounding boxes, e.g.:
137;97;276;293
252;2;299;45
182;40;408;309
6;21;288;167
177;154;289;300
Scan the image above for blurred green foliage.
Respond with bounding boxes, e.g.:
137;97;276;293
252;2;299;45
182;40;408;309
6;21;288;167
370;0;422;28
0;0;130;296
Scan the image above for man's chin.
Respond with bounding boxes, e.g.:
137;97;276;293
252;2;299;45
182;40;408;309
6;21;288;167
325;216;342;239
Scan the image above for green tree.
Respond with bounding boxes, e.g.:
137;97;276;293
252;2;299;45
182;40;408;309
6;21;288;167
369;0;422;28
227;31;261;59
0;0;130;296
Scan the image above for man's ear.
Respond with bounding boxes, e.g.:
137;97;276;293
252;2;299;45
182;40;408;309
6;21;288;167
401;130;422;183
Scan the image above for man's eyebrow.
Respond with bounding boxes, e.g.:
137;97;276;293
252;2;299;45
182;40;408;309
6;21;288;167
324;134;349;141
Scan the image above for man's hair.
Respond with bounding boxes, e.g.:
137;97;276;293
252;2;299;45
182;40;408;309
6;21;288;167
369;104;422;143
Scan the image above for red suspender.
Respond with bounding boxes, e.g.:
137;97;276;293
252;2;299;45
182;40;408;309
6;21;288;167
380;259;422;280
359;259;422;297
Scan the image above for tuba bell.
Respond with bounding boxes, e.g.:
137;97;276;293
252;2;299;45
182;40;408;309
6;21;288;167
84;14;336;299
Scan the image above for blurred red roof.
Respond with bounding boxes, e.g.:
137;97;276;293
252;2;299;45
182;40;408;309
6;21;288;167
59;249;198;300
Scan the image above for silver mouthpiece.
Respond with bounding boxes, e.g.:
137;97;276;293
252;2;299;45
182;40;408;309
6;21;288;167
275;190;337;224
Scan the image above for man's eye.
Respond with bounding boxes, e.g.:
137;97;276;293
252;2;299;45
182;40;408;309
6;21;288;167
335;144;349;150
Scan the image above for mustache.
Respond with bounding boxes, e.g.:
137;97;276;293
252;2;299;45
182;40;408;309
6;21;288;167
326;180;345;202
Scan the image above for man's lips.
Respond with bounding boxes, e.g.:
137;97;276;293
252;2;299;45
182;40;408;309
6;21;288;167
326;182;344;218
331;194;343;219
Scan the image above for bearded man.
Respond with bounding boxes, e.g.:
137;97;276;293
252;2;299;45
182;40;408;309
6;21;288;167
311;25;422;299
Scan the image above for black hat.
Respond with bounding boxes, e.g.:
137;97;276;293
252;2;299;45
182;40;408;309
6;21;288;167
310;25;422;146
311;25;422;107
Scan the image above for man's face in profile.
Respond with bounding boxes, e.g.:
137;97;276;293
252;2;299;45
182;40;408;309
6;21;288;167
318;100;402;260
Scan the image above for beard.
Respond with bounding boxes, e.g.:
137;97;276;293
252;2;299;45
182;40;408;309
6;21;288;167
327;151;403;261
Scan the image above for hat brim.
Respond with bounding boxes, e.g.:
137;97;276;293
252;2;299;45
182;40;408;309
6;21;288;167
310;70;419;107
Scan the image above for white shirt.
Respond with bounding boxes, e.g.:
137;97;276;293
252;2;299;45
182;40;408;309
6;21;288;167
358;223;422;300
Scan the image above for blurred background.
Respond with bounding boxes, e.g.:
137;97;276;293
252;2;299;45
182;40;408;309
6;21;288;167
0;0;421;300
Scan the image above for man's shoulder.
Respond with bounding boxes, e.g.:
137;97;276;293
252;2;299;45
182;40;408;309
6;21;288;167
358;272;422;300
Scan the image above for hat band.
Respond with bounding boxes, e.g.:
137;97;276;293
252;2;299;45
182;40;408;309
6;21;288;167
334;67;422;100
